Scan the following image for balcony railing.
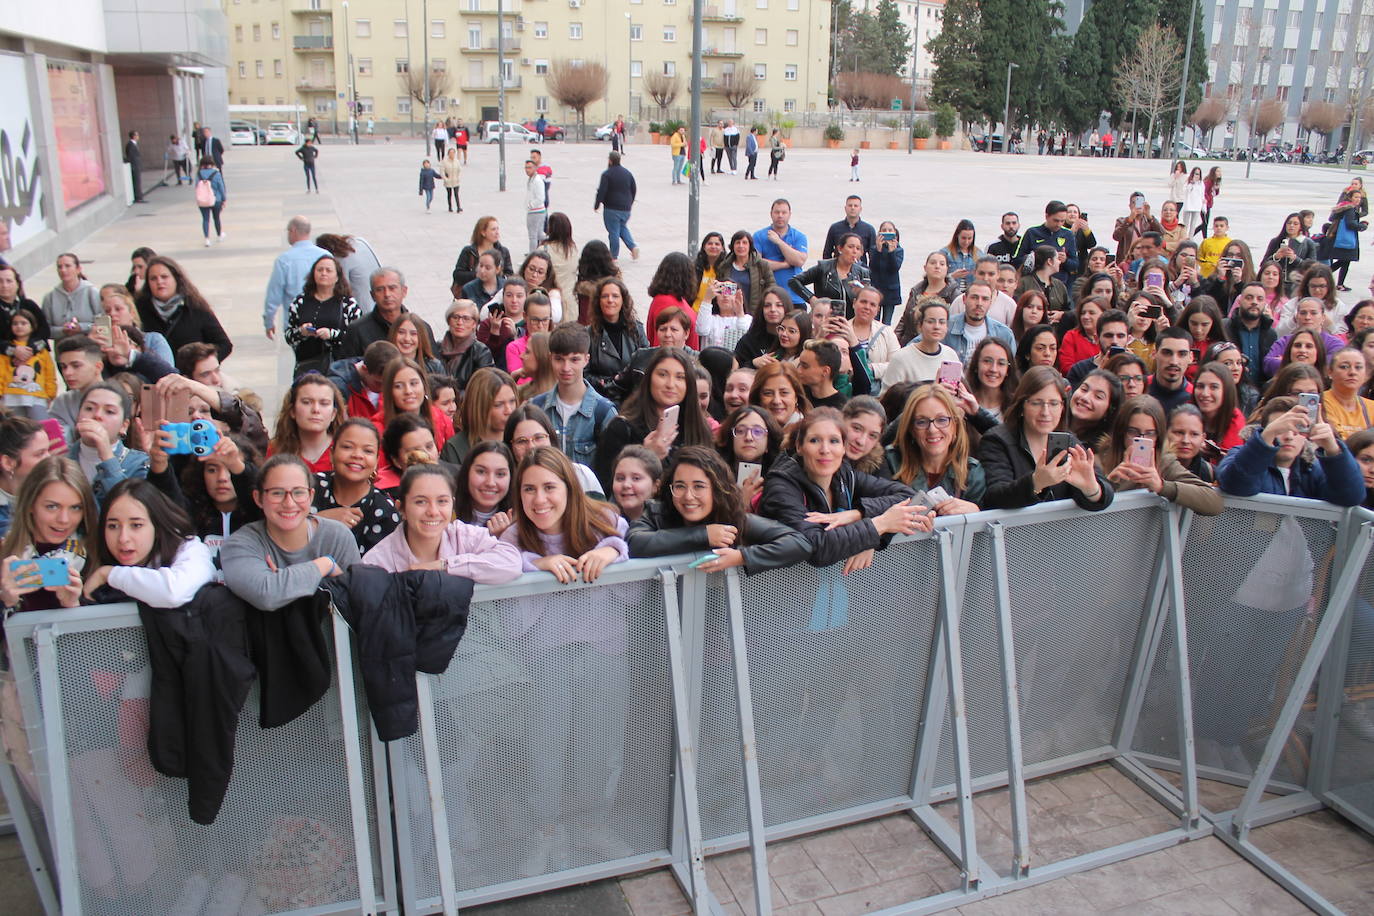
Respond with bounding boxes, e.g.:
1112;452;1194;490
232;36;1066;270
699;5;744;22
465;38;521;53
290;1;332;14
296;79;336;92
293;35;334;50
459;2;522;14
460;76;523;91
699;46;744;57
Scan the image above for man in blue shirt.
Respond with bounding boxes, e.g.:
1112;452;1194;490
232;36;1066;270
263;216;328;339
753;199;809;304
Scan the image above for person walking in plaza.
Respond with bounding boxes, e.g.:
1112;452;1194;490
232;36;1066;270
524;159;547;255
295;136;320;193
849;148;861;182
767;128;784;180
431;122;447;160
744;127;760;180
724;120;740;174
710;120;726;173
593;151;638;262
123;131;145;203
418;159;441;212
167;134;191;185
201;126;224;170
670;126;687;185
263;216;329;339
194;155;227;247
441;147;463;213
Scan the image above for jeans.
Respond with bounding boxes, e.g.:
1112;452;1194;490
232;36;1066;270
303;163;318;191
768;153;781;177
527;209;546;253
726;145;738;171
199;203;223;237
672;154;685;184
602;208;636;258
745;153;757;178
423;188;434;209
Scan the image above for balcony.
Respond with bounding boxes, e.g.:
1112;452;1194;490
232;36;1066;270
699;47;744;58
699;5;744;22
290;2;332;14
293;35;334;50
464;38;521;53
296;79;336;92
461;76;523;91
457;2;522;14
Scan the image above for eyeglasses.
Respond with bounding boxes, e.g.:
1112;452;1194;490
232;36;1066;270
263;487;312;504
979;359;1011;369
912;416;953;430
511;433;551;450
670;482;711;496
1119;374;1146;385
1027;399;1064;411
448;314;477;324
733;426;767;440
1125;427;1158;439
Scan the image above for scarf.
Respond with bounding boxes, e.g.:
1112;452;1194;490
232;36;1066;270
151;294;184;323
1161;217;1179;231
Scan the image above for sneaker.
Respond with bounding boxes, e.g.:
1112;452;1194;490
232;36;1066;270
218;231;226;240
630;247;641;261
204;238;212;247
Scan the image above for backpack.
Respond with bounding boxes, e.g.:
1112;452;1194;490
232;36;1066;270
195;176;215;207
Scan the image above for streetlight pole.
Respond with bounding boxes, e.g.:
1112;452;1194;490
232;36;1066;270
342;0;357;144
688;0;703;252
497;0;506;191
625;13;634;122
1245;54;1268;180
1169;0;1200;169
422;0;430;137
907;21;919;154
1003;62;1018;154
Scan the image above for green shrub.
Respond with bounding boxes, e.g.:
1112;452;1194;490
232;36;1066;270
911;120;932;139
823;123;845;141
934;103;957;138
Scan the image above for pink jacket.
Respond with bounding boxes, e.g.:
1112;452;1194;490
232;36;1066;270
362;520;523;584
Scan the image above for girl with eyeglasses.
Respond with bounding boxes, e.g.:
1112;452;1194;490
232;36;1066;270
221;454;357;611
885;384;984;515
1098;396;1221;513
504;403;601;496
715;405;782;508
628;446;810;572
1322;347;1374;441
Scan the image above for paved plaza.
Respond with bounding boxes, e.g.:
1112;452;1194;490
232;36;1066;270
3;141;1374;915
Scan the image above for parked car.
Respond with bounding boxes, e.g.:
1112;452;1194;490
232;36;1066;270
482;121;541;144
522;120;566;141
971;134;1004;153
594;123;618;141
266;122;301;145
229;120;266;146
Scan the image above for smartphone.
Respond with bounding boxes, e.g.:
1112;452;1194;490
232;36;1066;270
879;231;897;241
719;281;738;297
1046;432;1074;463
661;404;680;429
39;419;67;456
1080;212;1088;221
1143;304;1164;319
735;461;761;485
924;486;951;508
1219;257;1242;270
140;384;162;428
1107;345;1127;356
1297;391;1320;426
688;553;716;569
937;361;963;386
10;556;69;588
1144;270;1165;289
91;315;112;344
1127;436;1154;468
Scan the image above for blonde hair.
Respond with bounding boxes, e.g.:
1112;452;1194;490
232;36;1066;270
893;384;971;493
0;457;98;576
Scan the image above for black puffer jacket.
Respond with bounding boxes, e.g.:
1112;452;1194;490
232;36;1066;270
757;453;914;567
627;500;812;573
325;565;474;741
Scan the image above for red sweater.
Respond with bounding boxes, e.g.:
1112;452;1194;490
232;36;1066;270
1058;328;1098;375
645;294;699;349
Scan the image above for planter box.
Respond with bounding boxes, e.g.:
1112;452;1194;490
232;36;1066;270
860;140;871;149
938;140;952;150
826;139;841;148
914;137;929;150
888;141;900;149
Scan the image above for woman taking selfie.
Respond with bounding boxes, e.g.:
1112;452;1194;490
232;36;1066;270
715;405;783;508
595;347;713;489
628;446;810;572
733;285;791;369
0;457;93;613
1098;396;1221;513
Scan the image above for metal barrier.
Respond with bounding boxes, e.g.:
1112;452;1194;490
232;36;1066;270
3;492;1373;916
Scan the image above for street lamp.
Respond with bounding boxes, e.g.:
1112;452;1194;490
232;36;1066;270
625;13;634;122
342;0;357;144
1003;62;1019;154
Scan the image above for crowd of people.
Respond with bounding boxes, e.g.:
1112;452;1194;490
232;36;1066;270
0;160;1370;867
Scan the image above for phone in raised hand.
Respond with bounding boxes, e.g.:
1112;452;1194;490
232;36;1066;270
1127;437;1154;468
1297;392;1320;427
937;361;963;387
661;404;680;430
736;461;761;485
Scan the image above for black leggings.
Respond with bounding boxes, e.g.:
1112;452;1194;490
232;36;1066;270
1333;259;1353;286
446;187;461;211
768;154;780;177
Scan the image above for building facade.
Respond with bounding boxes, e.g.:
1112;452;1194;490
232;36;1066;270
222;0;832;131
892;0;942;93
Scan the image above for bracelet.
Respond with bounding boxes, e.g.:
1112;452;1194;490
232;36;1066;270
323;555;337;576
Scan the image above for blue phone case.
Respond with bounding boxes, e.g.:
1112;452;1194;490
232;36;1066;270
12;556;69;587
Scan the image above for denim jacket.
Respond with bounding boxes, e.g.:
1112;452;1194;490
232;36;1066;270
71;441;150;504
530;386;617;469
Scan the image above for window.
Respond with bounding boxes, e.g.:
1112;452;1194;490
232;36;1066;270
394;20;407;38
754;63;766;79
784;64;797;80
255;60;264;78
787;0;798;8
433;58;447;72
536;95;549;111
786;29;798;46
275;97;284;106
753;98;765;113
358;58;373;75
665;0;676;5
631;60;643;77
257;97;266;105
1263;9;1275;26
433;97;448;112
533;21;548;38
274;59;283;77
235;25;243;41
535;59;549;74
783;98;795;112
314;99;331;114
396;58;410;73
237;61;246;78
432;20;445;38
271;21;280;39
252;24;261;41
1283;48;1295;64
664;25;676;40
631;24;643;40
356;19;370;38
1288;11;1300;28
570;22;583;39
469;26;482;48
397;96;412;114
663;61;677;76
358;97;374;114
755;29;767;44
756;0;767;8
1338;14;1350;30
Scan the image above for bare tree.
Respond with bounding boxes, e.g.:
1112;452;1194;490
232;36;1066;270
1189;96;1228;148
836;72;911;110
545;60;608;140
398;67;455;121
1301;100;1346;151
1113;24;1184;157
719;69;759;109
643;71;681;117
1246;97;1286;152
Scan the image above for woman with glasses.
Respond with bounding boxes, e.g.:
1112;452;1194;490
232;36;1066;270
1104;352;1149;402
222;454;357;611
884;384;984;514
1275;264;1347;337
978;365;1113;511
504;403;601;496
628;446;810;572
1321;347;1374;440
716;405;782;508
1099;396;1221;513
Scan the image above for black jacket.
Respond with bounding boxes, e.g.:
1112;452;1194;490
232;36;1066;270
338;306;407;361
787;258;872;317
1224;312;1277;387
595;415;650;491
628;501;812;573
134;300;233;361
450;243;514;292
822;218;877;264
440;336;495;387
325;565;474;742
757;453;914;567
246;588;334;729
976;422;1114;511
594;164;638;211
587;320;648;395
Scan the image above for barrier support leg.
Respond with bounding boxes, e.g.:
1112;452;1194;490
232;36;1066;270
988;524;1031;878
1160;507;1200;830
723;567;773;916
1232;524;1374;838
332;613;380;916
1308;509;1362;801
0;758;58;915
33;627;80;916
415;674;459;916
670;569;708;874
935;528;981;891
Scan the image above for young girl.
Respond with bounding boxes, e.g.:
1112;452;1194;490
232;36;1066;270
173;434;260;561
1191;362;1245;452
381;414;447;488
418;159;441;211
501;446;628;582
1181;166;1206;238
72;382;150;503
388;313;445;375
454;441;516;533
429;375;459;426
377;357;456;454
441;366;517;465
732;285;790;369
0;309;56;418
771;310;812;363
0;457;92;613
363;463;522;581
513;331;556;399
849;147;861;183
609;445;662;525
1099;396;1222;514
313;419;400;553
503;403;601;494
267;372;346;473
715;405;781;508
841;396;886;476
594;348;714;488
1166;404;1218;483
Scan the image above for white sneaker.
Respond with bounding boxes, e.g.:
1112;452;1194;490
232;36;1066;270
218;231;226;240
204;237;212;247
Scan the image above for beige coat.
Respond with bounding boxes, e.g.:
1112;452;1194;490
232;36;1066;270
441;157;462;188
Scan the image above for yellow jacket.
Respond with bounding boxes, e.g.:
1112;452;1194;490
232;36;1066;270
0;341;58;403
670;132;686;156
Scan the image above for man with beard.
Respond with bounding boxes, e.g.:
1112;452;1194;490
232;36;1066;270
1149;327;1195;412
986;212;1020;263
1225;281;1278;389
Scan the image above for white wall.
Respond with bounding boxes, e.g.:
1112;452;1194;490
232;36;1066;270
0;0;107;52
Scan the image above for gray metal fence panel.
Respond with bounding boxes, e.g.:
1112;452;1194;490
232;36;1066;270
1320;523;1374;834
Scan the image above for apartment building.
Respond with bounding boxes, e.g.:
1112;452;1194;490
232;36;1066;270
891;0;942;92
223;0;832;131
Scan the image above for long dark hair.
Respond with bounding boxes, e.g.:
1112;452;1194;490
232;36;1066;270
382;413;435;469
454;440;514;522
576;240;618;287
695;231;726;286
715;404;783;475
590;276;639;332
1068;368;1124;446
544;212;575;255
134;255;214;312
619;348;714;446
301;254;354;301
179;432;261;535
99;478;195;569
657;446;748;536
947;218;978;255
964;337;1020;405
647;251;697;302
1193;361;1240;443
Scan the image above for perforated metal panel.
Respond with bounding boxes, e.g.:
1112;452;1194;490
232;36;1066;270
694;536;943;840
1325;542;1374;823
934;507;1163;790
402;575;676;904
26;621;387;916
1132;508;1337;787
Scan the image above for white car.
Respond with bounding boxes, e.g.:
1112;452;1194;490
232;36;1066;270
482;121;540;144
229;121;263;146
266;122;300;145
594;123;616;141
